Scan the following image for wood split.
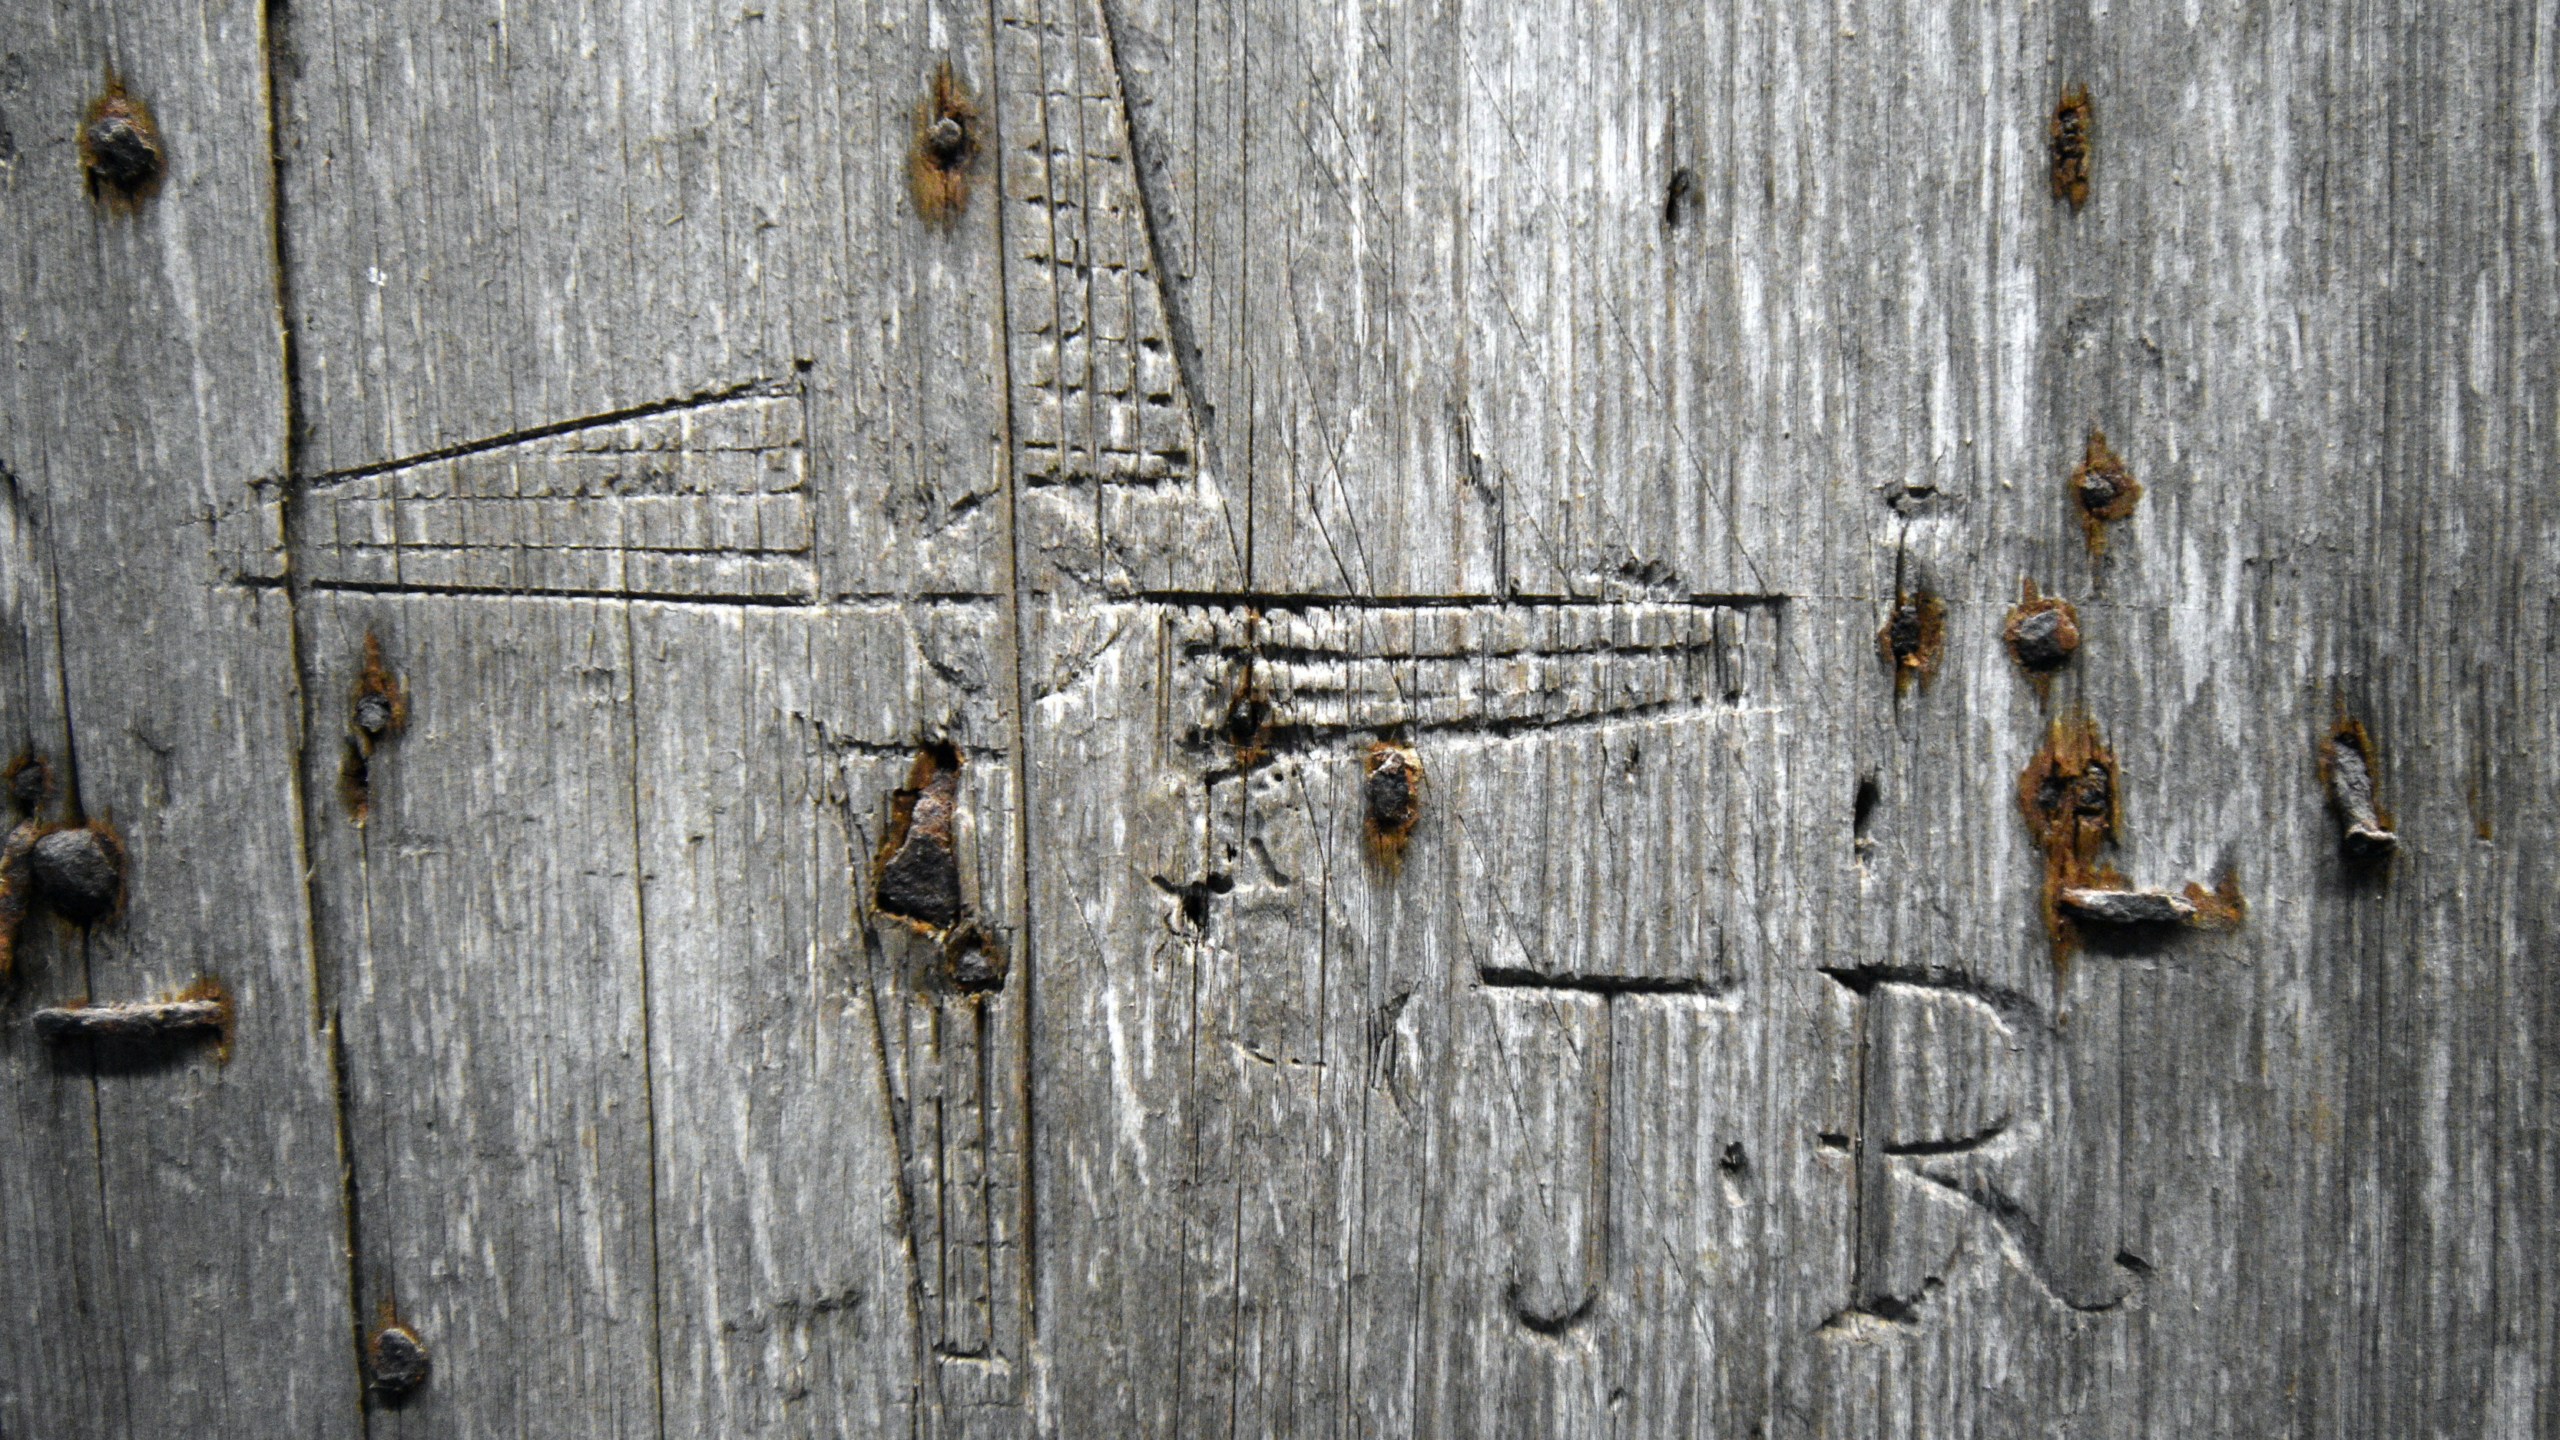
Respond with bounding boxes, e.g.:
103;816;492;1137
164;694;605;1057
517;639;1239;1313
1362;742;1422;872
2003;578;2081;674
35;975;233;1058
1876;589;1945;696
2050;84;2092;207
2070;430;2141;553
910;59;980;222
2319;717;2397;860
80;72;163;205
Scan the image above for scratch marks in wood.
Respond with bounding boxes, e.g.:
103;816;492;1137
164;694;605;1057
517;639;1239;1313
1820;967;2138;1319
303;389;812;600
997;0;1237;589
1479;968;1731;998
1175;600;1776;759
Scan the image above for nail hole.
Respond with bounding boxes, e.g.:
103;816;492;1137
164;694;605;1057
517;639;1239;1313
1663;166;1697;226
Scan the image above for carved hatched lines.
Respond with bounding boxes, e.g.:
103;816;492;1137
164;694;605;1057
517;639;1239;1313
995;0;1196;489
304;393;813;600
1173;601;1774;750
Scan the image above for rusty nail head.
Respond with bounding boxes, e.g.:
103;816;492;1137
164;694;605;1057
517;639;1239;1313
369;1322;431;1398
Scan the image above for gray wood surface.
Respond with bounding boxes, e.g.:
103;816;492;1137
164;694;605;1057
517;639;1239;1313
4;0;2556;1435
0;4;361;1438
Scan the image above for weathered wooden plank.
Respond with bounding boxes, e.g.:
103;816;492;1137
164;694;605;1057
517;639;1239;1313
275;0;1016;597
1023;593;1854;1433
0;3;358;1435
994;0;1244;594
629;600;1017;1438
300;596;658;1438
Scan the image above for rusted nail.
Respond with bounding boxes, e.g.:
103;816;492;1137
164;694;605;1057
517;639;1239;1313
2018;710;2120;957
368;1317;431;1400
79;73;163;203
2058;886;2191;926
342;632;408;823
2049;84;2092;208
2319;717;2397;859
909;59;979;222
942;921;1009;994
873;741;966;933
1875;589;1945;695
2003;578;2081;672
1223;659;1272;769
2070;429;2141;553
35;976;232;1053
31;820;124;925
1363;741;1422;872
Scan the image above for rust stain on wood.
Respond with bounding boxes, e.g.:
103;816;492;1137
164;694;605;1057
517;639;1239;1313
1877;589;1945;696
342;631;409;823
2070;429;2141;553
2004;577;2081;676
910;59;980;223
2018;709;2122;959
80;71;163;205
1362;741;1422;873
2050;84;2092;207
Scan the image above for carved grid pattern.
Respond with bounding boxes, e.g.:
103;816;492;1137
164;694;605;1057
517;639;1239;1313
306;395;811;599
997;0;1197;487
